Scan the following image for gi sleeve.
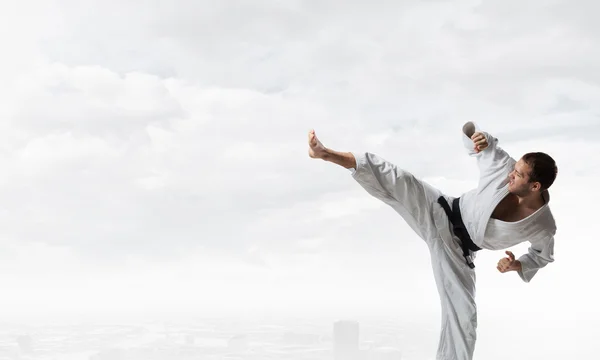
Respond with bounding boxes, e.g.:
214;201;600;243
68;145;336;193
517;235;555;283
461;121;516;181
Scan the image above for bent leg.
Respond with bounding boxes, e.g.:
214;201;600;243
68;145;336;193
350;152;441;243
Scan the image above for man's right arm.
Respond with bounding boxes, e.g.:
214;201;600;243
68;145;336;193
461;121;516;177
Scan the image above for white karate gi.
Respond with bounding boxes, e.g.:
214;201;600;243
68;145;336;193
349;122;556;360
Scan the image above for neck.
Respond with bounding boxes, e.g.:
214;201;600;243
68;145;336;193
517;191;545;210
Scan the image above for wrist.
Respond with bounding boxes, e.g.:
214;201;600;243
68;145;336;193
512;260;522;272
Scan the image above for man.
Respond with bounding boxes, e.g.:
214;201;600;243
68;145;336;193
307;121;557;360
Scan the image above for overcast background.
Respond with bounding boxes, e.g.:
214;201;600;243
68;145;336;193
0;0;599;359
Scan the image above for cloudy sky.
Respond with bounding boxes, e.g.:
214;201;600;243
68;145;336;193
1;0;599;358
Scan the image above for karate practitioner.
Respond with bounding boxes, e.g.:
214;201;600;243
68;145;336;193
307;122;557;360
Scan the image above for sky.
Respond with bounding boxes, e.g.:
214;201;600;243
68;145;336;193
0;0;599;358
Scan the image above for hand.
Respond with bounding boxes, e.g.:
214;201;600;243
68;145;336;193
471;132;488;153
497;251;521;273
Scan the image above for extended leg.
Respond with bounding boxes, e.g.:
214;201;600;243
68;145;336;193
308;129;356;169
307;130;441;243
308;131;478;358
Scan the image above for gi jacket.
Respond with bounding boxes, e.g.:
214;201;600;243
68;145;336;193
459;122;556;283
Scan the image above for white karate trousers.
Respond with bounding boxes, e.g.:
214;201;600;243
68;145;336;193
351;152;477;360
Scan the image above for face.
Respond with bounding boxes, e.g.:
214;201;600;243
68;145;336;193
508;159;541;196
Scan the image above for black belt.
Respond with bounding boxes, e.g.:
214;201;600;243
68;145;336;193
437;196;481;269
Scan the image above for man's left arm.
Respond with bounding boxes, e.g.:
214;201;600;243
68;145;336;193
498;236;555;283
517;237;555;283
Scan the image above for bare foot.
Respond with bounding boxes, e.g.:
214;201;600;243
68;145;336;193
308;129;327;159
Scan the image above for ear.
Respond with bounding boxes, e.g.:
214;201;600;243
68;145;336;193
531;181;542;192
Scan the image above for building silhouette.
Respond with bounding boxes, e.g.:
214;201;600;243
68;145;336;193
333;320;360;360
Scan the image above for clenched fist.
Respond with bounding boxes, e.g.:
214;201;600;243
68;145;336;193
471;132;488;153
497;251;521;273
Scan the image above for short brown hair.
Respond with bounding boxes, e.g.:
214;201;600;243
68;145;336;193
522;152;558;190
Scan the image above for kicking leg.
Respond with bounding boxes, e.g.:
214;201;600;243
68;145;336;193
308;129;356;169
307;129;441;243
308;132;477;358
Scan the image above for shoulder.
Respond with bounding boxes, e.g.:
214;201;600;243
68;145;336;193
536;207;557;237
